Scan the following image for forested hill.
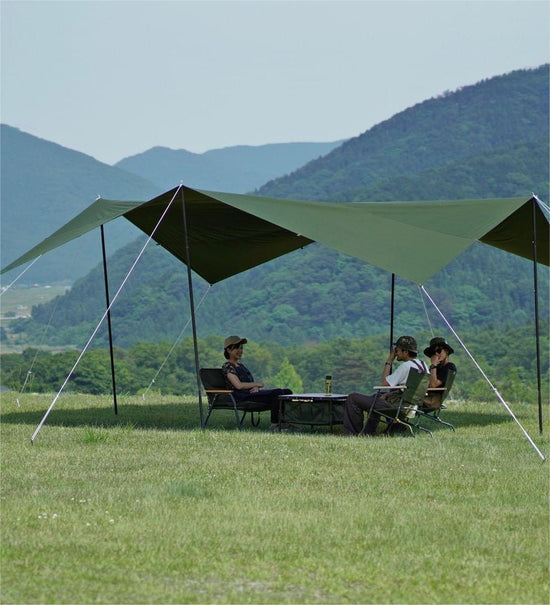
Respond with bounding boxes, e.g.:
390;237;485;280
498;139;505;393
338;138;549;202
257;65;549;200
0;125;162;283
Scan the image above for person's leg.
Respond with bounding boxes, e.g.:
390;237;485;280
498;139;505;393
249;388;291;424
363;401;382;435
344;392;375;435
363;394;398;435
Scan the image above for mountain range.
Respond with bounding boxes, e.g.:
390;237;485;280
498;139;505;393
3;64;549;349
115;141;344;193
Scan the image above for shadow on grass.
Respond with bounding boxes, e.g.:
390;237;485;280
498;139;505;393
0;399;515;435
0;402;269;433
425;408;517;430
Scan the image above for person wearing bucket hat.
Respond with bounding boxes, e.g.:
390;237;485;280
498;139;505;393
343;335;428;436
221;335;292;429
423;337;457;392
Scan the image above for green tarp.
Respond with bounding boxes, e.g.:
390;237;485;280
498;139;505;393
2;185;548;284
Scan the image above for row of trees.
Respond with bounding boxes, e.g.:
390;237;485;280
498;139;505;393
2;321;547;404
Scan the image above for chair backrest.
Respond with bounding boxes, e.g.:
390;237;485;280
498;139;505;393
402;370;431;408
199;368;227;391
441;369;457;403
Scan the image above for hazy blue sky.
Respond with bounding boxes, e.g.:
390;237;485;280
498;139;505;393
2;0;548;164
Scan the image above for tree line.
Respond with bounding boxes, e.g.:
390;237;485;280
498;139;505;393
2;321;547;405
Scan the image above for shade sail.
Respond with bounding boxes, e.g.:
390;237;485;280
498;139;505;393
2;185;548;285
1;198;143;274
123;187;314;284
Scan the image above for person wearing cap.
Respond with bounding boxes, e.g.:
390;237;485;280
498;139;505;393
424;337;457;391
343;335;428;436
221;335;292;429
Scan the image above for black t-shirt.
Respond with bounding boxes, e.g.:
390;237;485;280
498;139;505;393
222;361;254;390
437;361;457;386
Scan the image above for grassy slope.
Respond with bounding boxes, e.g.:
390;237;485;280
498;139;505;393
1;393;548;604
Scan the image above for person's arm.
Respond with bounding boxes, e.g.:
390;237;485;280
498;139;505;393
428;356;442;388
225;370;265;392
380;348;397;386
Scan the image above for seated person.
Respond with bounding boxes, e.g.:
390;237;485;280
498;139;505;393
424;337;457;407
221;335;292;429
344;335;428;436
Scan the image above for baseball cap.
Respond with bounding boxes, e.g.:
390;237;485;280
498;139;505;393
223;335;248;349
393;335;418;354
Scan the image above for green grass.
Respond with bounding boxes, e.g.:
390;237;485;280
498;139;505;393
1;393;548;604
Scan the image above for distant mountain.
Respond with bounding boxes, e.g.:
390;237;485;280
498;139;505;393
14;66;549;349
114;141;344;192
257;65;549;200
0;125;162;283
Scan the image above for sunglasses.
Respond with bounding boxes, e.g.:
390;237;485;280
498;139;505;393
434;347;446;354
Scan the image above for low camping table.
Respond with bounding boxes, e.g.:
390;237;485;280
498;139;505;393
278;393;347;431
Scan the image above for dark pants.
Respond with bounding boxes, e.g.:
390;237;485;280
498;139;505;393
344;391;395;436
234;388;292;423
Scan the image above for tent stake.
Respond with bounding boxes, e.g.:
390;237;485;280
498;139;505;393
100;224;118;415
532;197;543;434
181;188;205;428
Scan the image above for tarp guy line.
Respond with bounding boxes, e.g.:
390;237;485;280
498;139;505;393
141;284;212;399
16;292;65;407
421;285;546;462
30;187;182;443
0;256;42;295
417;284;435;337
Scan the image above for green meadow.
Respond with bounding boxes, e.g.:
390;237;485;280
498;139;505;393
1;393;548;604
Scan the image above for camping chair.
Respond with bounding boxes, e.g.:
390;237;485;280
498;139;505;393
361;370;432;437
199;368;271;430
413;369;457;432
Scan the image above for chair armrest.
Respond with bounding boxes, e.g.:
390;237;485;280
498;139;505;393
205;389;233;394
372;385;406;390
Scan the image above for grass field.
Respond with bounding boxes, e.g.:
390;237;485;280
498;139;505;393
1;392;548;604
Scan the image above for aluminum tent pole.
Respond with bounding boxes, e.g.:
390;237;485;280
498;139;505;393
100;224;118;415
532;197;543;434
180;188;205;428
389;273;395;367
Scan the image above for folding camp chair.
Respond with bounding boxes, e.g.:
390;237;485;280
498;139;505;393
362;369;432;437
199;368;271;430
413;369;457;432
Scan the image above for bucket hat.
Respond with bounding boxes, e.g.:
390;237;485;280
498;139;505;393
424;337;454;356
